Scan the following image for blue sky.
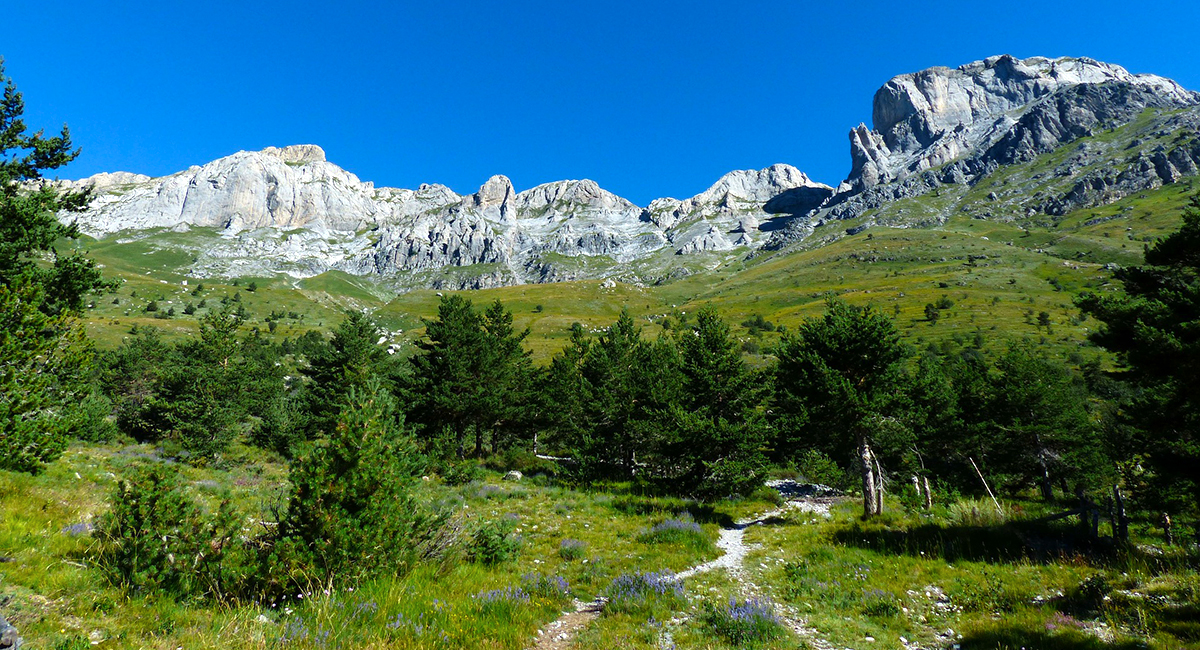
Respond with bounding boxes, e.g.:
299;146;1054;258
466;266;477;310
4;1;1198;205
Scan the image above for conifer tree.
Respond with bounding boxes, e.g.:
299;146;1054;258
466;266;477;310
657;306;767;497
0;60;109;472
772;299;910;516
298;310;398;443
1079;192;1200;515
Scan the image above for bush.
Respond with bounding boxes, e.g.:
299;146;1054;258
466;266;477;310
795;449;851;490
94;464;247;598
558;538;587;561
468;518;521;565
861;588;902;618
273;381;437;588
484;447;559;477
521;573;571;602
748;485;784;506
605;570;685;615
703;596;784;646
439;459;483;486
473;585;530;616
69;391;119;443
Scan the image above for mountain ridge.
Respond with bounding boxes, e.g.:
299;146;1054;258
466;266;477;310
57;54;1200;289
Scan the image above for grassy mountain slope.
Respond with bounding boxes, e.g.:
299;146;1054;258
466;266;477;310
68;174;1195;365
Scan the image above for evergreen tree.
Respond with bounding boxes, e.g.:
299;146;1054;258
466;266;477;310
0;284;91;472
0;60;109;315
298;311;398;445
772;299;910;516
407;296;533;458
985;345;1102;497
407;295;487;457
274;379;432;586
563;310;682;480
655;306;767;498
476;300;535;454
1079;192;1200;515
0;60;109;472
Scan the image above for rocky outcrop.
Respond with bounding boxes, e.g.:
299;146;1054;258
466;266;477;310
850;55;1198;190
62;149;821;285
0;614;21;649
762;56;1200;251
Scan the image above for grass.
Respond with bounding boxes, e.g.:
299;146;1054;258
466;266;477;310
0;442;746;649
4;443;1198;648
740;497;1199;650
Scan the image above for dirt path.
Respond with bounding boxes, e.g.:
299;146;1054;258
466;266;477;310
526;482;839;650
527;597;605;650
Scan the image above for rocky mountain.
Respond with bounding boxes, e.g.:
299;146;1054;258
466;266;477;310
764;55;1200;249
59;145;830;288
59;54;1200;288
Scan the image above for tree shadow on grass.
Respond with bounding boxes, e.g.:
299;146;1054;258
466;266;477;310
606;494;735;528
830;519;1114;565
959;625;1150;650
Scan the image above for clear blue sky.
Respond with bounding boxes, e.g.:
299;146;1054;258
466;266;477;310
4;1;1198;205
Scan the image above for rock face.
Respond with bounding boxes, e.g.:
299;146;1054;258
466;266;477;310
0;614;21;649
849;55;1198;191
764;55;1200;250
60;55;1200;286
61;148;830;286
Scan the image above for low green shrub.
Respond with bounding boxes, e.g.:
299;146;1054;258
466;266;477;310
469;518;521;565
605;570;685;616
94;463;247;599
558;538;587;561
636;512;711;550
703;596;785;646
795;449;852;490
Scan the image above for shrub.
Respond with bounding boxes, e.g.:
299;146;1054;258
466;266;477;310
469;518;521;565
94;464;247;598
273;381;437;589
473;585;530;616
861;588;902;618
68;390;119;443
637;512;710;550
605;570;685;615
795;449;851;490
748;485;784;506
440;459;483;486
703;596;784;646
558;538;587;561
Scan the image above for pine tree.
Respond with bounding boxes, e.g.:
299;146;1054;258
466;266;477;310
275;379;432;586
563;310;682;480
0;60;109;472
658;306;766;498
407;295;488;457
1079;192;1200;515
772;299;910;517
298;311;398;443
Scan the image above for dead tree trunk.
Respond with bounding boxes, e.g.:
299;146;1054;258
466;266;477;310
923;476;933;510
860;441;878;518
1113;485;1128;543
873;452;884;515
